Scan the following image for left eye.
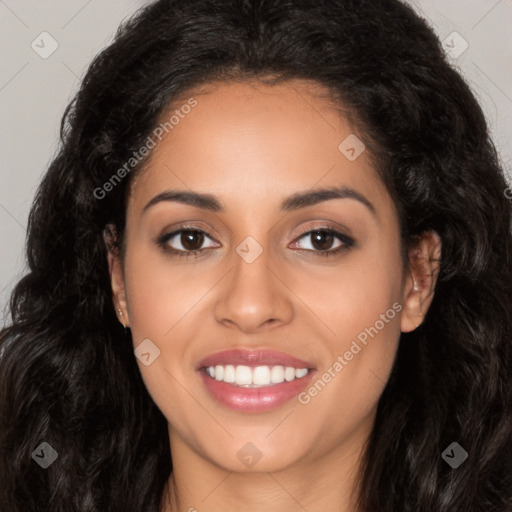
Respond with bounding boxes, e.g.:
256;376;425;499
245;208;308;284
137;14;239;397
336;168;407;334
292;228;353;253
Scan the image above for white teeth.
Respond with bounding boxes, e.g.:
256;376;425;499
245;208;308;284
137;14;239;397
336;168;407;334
223;364;235;383
295;368;308;378
253;366;271;386
205;364;310;387
235;365;252;385
270;365;285;384
284;366;296;382
214;365;224;381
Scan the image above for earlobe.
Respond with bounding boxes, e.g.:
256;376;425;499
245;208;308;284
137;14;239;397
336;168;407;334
400;230;442;333
103;224;130;328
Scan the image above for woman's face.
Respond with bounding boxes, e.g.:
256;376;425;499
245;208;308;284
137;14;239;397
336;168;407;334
108;79;437;474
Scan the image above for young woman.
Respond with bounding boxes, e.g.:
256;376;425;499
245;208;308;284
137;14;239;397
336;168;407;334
1;1;511;511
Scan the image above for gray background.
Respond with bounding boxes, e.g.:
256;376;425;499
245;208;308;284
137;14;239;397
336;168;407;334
1;0;511;326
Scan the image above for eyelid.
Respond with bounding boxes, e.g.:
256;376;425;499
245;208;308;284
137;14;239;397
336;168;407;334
156;221;219;241
291;219;352;239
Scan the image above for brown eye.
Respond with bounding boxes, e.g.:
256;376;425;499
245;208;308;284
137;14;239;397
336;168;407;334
180;231;205;251
309;230;335;251
291;227;355;257
296;229;342;252
157;228;218;254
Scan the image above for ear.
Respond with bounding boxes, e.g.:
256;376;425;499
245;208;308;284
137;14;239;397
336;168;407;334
103;223;130;328
400;230;442;333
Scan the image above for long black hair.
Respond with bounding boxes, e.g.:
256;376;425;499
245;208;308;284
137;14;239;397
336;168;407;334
1;1;511;510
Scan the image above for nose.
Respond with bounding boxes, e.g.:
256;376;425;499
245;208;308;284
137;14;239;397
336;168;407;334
213;243;294;333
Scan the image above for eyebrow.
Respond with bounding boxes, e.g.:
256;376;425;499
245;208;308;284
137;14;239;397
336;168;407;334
142;185;377;216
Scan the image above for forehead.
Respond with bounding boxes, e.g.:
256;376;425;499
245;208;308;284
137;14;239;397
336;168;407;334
127;79;387;215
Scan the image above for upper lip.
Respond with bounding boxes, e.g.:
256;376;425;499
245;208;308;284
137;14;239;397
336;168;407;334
197;349;315;370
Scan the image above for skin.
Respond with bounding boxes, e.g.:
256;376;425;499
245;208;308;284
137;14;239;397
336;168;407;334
105;79;441;512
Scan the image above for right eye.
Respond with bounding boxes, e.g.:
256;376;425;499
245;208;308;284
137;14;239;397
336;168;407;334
157;228;219;258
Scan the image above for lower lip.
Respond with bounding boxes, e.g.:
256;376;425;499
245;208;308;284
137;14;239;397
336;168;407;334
199;369;316;412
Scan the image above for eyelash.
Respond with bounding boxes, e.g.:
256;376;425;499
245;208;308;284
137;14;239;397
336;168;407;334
157;226;355;260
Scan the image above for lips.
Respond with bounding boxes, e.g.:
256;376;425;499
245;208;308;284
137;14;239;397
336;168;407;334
196;349;315;370
196;348;317;412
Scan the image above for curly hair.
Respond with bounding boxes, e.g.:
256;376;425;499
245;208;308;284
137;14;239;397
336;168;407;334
1;0;511;511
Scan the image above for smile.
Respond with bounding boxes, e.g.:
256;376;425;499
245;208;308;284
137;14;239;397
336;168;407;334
196;348;316;412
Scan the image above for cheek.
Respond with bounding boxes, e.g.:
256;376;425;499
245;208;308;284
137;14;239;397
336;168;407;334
289;240;403;343
123;244;206;339
122;249;208;428
287;238;403;416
